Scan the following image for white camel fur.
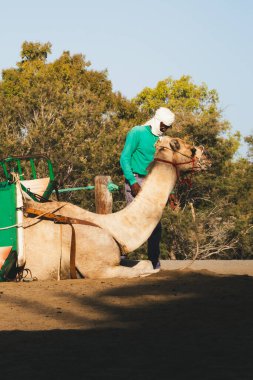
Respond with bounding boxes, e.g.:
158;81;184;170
22;136;210;280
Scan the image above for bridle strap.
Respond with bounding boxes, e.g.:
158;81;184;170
154;157;195;167
154;157;197;188
154;143;206;189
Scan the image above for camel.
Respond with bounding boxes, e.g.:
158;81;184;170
20;137;210;280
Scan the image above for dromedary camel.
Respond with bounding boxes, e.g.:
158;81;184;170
21;137;210;280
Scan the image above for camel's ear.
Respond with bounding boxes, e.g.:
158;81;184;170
169;139;180;152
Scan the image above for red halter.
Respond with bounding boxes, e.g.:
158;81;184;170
154;156;197;188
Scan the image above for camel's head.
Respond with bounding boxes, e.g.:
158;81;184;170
155;136;211;172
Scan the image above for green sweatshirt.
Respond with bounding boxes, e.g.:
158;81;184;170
120;125;159;185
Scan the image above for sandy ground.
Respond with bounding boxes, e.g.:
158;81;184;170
161;259;253;275
0;267;253;379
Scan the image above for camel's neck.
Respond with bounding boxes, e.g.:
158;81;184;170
25;161;178;254
126;163;176;219
97;162;177;252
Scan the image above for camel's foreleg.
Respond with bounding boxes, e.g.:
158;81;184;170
97;260;160;279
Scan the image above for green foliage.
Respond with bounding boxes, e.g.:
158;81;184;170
0;42;140;210
133;75;251;259
245;134;253;160
20;41;52;62
134;75;219;115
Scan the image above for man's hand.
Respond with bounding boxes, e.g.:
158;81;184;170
130;182;141;197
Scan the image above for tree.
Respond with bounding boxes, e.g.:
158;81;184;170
20;41;52;62
245;134;253;160
133;76;253;260
1;43;252;259
0;41;140;209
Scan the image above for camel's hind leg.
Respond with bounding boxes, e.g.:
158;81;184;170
99;260;160;279
71;225;159;279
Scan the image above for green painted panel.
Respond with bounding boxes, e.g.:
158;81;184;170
0;183;17;250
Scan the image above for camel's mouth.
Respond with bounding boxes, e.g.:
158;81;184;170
194;157;212;171
192;147;212;172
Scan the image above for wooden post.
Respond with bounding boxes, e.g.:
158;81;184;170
95;176;113;214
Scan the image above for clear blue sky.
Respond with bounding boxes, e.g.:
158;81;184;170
1;0;252;156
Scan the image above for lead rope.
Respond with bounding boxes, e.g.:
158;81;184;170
16;268;38;282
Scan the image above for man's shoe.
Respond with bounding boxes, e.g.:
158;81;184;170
154;261;161;270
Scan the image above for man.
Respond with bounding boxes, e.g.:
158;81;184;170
120;107;175;269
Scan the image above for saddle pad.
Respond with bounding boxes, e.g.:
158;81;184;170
0;246;17;281
0;246;12;269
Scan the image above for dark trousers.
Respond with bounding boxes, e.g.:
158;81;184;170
148;221;162;268
124;174;161;268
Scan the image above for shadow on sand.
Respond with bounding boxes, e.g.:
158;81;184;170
0;270;253;379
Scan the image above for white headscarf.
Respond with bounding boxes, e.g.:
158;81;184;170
144;107;175;136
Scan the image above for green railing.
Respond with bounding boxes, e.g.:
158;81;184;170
0;154;55;182
0;154;56;202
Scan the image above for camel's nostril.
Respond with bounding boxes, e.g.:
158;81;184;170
191;148;196;157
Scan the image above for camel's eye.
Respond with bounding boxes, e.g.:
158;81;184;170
170;139;180;152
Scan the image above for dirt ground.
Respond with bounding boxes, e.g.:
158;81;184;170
0;268;253;379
